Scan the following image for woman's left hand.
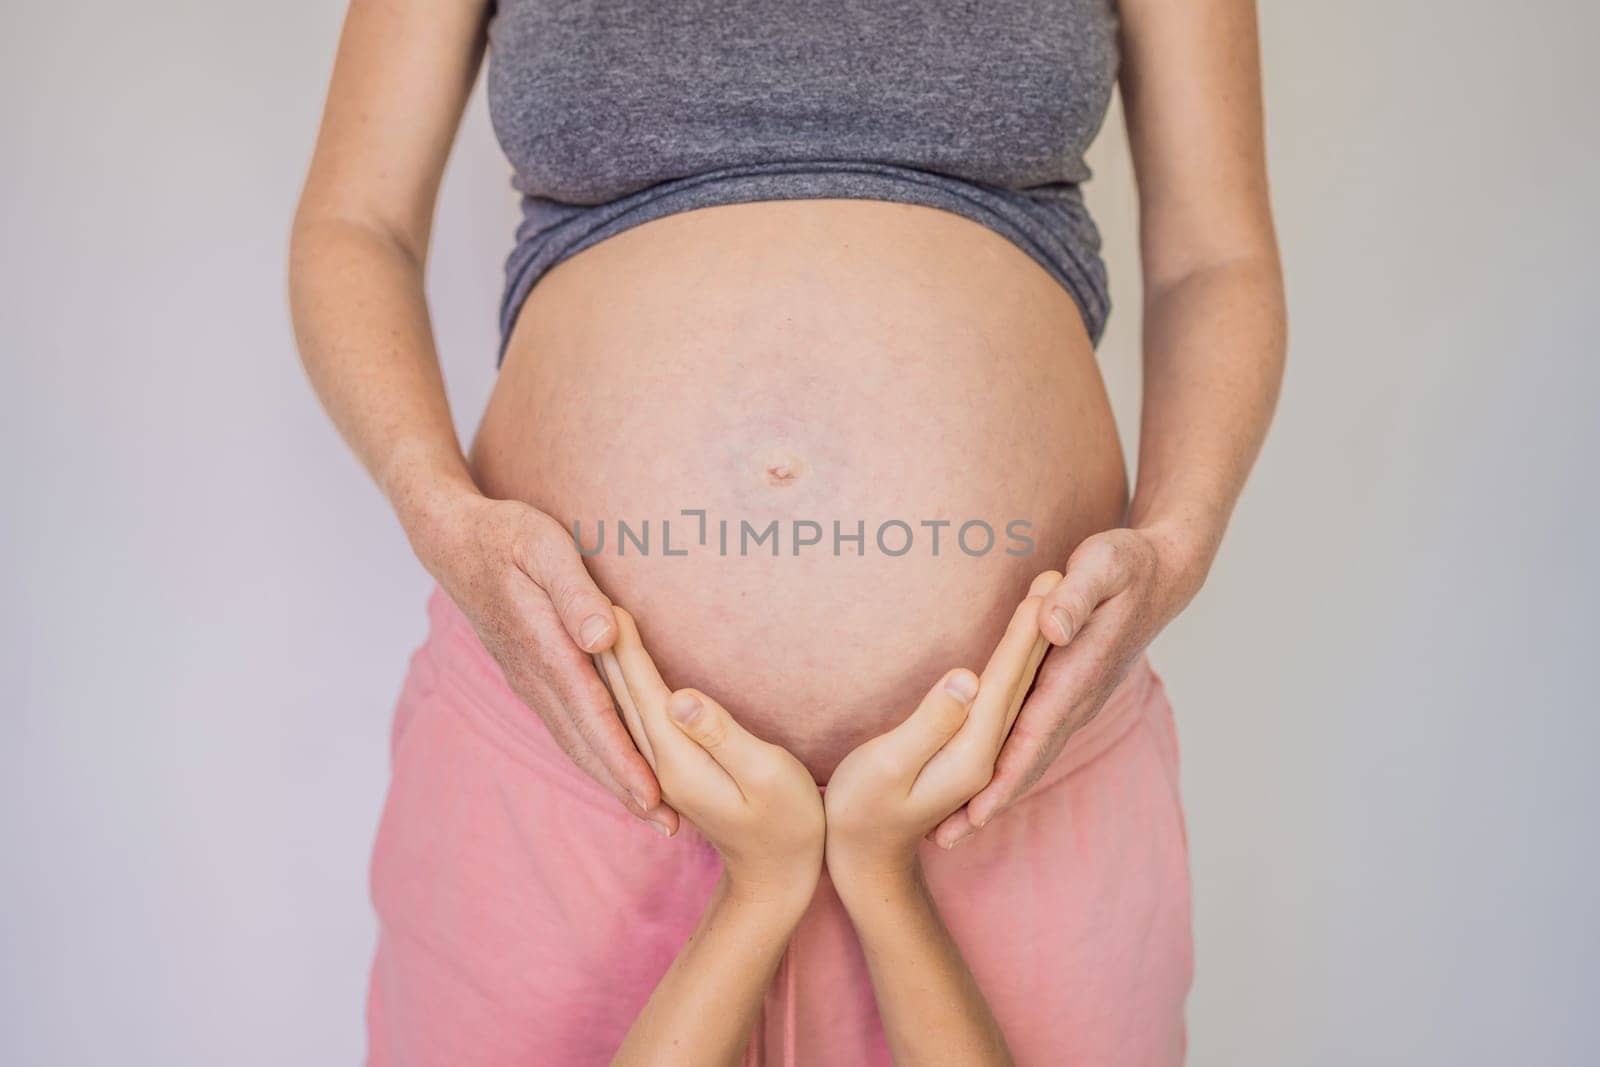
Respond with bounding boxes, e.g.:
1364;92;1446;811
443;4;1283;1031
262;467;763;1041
931;525;1207;849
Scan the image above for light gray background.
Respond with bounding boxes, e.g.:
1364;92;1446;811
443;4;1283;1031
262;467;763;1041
4;2;1596;1064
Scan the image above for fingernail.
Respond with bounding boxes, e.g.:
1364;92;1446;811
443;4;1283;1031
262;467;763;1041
943;830;972;850
944;670;979;704
668;692;701;725
650;819;671;839
628;790;649;812
579;614;610;651
1050;608;1072;643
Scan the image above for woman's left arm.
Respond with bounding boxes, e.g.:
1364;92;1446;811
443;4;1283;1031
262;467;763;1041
935;0;1287;845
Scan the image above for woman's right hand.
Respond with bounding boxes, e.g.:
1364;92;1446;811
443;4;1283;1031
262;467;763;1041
597;608;826;911
409;488;678;836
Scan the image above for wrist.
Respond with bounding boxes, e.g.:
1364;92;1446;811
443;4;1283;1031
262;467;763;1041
827;846;922;912
375;432;479;536
830;854;931;932
392;470;486;576
1129;511;1221;604
716;870;817;930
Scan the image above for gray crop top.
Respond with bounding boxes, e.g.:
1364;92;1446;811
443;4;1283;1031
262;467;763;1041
486;0;1121;360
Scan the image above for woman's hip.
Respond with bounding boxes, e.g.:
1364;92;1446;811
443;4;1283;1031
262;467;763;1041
365;590;721;1063
365;589;1191;1064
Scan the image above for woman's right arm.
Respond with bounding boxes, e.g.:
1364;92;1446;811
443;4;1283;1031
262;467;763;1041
288;0;675;835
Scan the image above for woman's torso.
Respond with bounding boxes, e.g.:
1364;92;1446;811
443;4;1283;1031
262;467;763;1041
486;0;1120;202
485;0;1122;352
471;0;1127;779
471;201;1127;779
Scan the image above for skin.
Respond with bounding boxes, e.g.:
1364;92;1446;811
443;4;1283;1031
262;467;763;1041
289;0;1284;1051
605;573;1060;1065
933;0;1286;846
600;608;823;1065
289;0;677;835
471;194;1120;783
824;571;1061;1066
289;0;1283;845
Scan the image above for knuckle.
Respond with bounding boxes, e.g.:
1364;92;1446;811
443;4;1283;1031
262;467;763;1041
1073;593;1099;622
494;564;530;606
518;517;569;582
563;707;601;750
563;739;600;778
1005;715;1050;754
502;655;553;701
953;761;995;798
1096;538;1123;568
548;580;592;623
1128;532;1157;569
506;518;544;574
928;699;968;737
1009;767;1045;803
567;694;615;747
1044;583;1092;629
694;714;730;749
1079;536;1119;572
1047;713;1078;750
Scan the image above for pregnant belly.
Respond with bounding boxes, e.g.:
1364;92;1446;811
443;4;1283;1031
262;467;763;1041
471;200;1127;780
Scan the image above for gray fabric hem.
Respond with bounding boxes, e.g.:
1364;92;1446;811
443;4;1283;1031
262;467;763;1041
496;162;1109;365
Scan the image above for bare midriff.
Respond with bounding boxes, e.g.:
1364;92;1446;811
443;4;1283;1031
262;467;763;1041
471;200;1128;780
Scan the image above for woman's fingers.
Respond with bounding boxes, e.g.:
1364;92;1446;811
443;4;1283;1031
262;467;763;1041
1037;534;1139;645
874;669;982;776
502;576;673;831
965;619;1124;830
515;509;620;653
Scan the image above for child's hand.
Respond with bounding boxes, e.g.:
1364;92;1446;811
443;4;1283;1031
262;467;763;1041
596;608;825;912
824;571;1061;894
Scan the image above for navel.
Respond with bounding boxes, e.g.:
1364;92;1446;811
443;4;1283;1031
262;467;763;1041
755;447;810;488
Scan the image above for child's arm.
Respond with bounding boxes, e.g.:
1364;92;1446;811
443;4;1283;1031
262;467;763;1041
825;572;1061;1066
602;610;824;1066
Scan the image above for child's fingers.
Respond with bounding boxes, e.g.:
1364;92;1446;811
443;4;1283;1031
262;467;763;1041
665;689;776;792
957;593;1048;750
1028;569;1064;598
595;648;655;769
607;608;729;788
1003;629;1051;737
872;669;982;778
607;608;672;742
1003;571;1061;728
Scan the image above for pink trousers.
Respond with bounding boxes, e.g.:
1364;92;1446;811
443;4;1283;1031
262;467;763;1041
365;589;1193;1066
